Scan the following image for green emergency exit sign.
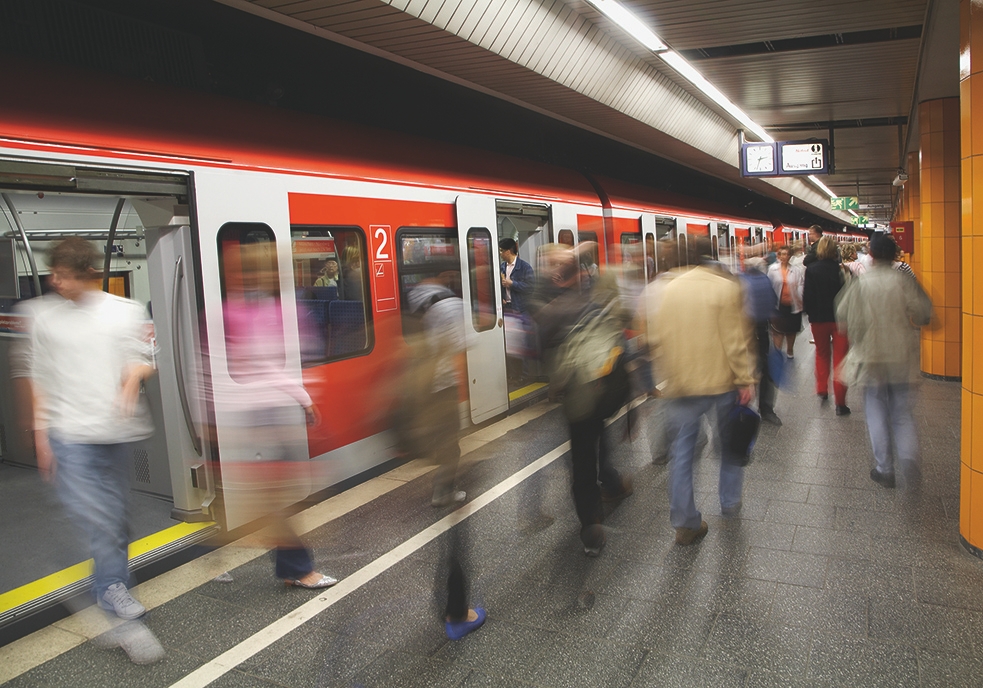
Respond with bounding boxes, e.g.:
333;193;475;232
851;215;869;225
832;197;859;211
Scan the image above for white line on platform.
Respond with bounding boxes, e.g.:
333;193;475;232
168;440;572;688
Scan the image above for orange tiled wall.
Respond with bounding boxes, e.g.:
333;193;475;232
919;97;961;379
959;0;983;553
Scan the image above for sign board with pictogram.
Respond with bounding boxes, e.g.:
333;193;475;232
831;197;859;211
780;141;828;175
741;139;829;178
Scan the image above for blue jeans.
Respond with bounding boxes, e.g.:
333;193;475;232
666;392;744;530
865;383;917;474
49;436;133;600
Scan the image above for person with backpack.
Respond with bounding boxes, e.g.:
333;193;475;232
650;237;756;544
403;271;486;640
532;247;631;557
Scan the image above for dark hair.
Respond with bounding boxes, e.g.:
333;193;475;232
499;238;518;254
870;233;898;261
684;235;711;266
809;224;824;237
48;237;101;277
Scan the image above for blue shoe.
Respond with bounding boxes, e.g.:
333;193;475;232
445;607;486;640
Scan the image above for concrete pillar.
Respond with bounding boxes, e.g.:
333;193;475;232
919;97;961;379
959;0;983;556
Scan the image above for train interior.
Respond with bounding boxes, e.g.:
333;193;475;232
0;169;218;628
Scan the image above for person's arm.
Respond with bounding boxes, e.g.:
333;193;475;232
904;275;933;327
720;283;757;393
801;268;815;319
510;259;534;297
118;304;158;417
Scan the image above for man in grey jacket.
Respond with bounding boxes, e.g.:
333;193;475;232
835;233;932;488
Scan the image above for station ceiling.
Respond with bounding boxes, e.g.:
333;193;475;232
1;0;960;228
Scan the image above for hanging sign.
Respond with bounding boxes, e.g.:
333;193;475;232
831;197;859;211
741;139;829;178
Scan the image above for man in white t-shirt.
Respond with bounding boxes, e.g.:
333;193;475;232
16;237;156;624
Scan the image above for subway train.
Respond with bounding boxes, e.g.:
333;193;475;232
1;60;803;539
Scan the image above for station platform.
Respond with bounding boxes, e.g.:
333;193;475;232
0;339;977;687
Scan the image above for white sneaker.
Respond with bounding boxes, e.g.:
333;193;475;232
98;583;146;620
431;490;467;507
115;621;165;665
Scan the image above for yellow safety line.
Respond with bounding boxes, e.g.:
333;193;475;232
508;382;547;402
0;521;215;615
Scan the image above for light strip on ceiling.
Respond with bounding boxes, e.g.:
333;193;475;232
807;175;838;201
584;0;667;52
658;51;773;144
586;0;844;206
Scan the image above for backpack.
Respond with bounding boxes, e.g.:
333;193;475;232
391;289;455;459
551;299;630;423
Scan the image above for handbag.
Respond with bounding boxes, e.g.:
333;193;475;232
722;404;760;467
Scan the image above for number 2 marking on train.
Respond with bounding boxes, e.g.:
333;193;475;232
374;227;389;260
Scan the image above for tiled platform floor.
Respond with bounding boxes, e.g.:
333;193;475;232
3;338;977;687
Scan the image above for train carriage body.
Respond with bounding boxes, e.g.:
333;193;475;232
0;59;776;539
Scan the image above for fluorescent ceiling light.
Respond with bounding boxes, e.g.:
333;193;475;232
584;0;667;52
807;175;837;200
658;51;773;144
587;0;846;211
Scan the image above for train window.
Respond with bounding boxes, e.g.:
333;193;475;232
217;223;286;380
395;228;460;336
556;229;575;246
656;217;675;240
290;226;372;366
466;228;495;333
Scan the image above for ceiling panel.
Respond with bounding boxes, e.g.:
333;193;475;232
242;0;944;224
621;0;927;49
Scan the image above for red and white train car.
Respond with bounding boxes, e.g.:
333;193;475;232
0;60;778;532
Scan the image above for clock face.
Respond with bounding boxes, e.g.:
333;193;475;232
746;144;775;173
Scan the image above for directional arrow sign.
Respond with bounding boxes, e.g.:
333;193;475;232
831;197;859;211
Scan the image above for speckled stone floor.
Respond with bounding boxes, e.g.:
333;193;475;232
4;337;977;687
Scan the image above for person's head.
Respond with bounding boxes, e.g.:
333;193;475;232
869;233;899;262
498;237;518;261
841;243;858;262
808;224;823;244
744;257;766;274
343;244;361;269
816;235;839;261
322;259;339;277
681;235;711;267
549;248;580;288
657;238;679;272
47;237;101;300
776;245;790;264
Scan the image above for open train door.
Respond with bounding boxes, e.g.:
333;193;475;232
143;219;215;521
456;194;508;423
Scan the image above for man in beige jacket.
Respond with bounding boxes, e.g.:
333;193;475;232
650;237;756;545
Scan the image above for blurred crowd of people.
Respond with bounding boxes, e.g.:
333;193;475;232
10;226;932;659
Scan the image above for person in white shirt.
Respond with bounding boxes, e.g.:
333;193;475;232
16;237;155;624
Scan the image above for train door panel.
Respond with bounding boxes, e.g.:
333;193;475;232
576;215;606;266
194;169;311;531
551;204;578;247
456;195;508;424
143;222;214;520
641;214;657;279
